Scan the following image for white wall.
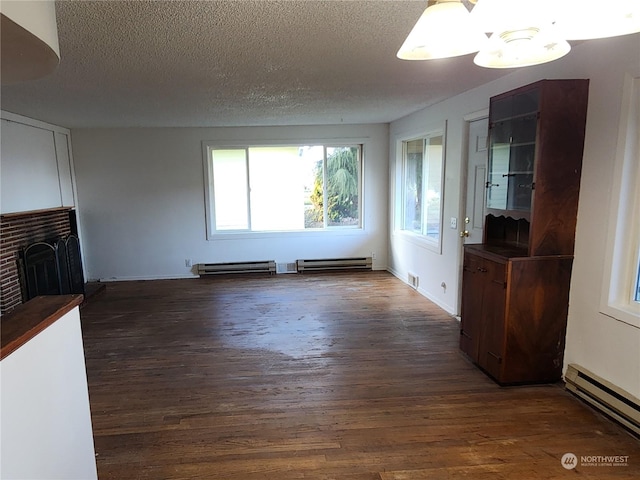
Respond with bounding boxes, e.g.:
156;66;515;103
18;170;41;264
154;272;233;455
1;306;98;480
71;124;389;281
1;111;76;213
389;34;640;397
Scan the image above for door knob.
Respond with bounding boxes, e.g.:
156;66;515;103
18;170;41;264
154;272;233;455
460;230;470;238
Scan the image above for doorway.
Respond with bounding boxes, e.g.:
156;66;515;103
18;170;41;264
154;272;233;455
456;114;489;315
463;116;489;245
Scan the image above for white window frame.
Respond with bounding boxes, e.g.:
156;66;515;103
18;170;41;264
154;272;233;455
395;126;446;254
202;140;365;240
600;75;640;328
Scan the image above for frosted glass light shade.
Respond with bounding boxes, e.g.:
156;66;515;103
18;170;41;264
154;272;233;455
397;1;488;60
474;26;571;68
470;0;570;69
553;0;640;40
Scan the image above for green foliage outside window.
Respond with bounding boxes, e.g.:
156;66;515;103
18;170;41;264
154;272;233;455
308;147;359;226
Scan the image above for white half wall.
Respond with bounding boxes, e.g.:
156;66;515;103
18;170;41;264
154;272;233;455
389;33;640;397
70;124;389;281
0;306;97;480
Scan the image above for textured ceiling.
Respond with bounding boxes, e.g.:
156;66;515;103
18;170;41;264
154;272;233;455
1;0;508;128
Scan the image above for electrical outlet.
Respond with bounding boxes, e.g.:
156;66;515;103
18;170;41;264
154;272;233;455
450;217;457;229
185;259;192;268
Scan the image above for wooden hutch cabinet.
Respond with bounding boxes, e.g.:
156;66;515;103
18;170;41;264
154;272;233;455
460;79;589;384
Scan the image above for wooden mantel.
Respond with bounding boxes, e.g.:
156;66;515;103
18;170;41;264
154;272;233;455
0;206;73;219
1;294;83;360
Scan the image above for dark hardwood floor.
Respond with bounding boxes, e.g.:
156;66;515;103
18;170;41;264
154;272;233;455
80;271;639;479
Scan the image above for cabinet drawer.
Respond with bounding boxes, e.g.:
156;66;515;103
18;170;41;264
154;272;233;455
462;253;505;284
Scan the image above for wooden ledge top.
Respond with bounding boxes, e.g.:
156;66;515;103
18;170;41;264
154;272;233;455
0;206;73;220
1;295;83;361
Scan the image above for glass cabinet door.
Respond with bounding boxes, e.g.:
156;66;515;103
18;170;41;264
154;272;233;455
487;89;539;212
486;119;510;210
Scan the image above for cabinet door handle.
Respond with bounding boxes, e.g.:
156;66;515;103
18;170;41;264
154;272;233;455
488;351;502;364
460;330;471;339
477;267;487;273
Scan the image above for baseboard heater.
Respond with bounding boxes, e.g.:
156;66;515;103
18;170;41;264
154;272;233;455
197;260;276;276
296;257;372;272
565;364;640;436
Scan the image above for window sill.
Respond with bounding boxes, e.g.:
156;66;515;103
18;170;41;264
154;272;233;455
393;230;441;254
207;227;365;241
600;302;640;329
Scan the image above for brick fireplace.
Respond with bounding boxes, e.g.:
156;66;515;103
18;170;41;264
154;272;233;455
0;208;73;315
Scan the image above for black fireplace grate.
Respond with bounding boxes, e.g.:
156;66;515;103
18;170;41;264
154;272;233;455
65;235;85;295
22;235;85;301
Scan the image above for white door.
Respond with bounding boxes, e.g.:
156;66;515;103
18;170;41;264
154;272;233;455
463;117;489;244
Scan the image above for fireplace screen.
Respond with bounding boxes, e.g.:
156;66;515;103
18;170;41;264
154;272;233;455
22;235;85;301
66;235;85;295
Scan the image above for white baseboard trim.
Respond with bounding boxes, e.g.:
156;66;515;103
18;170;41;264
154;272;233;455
98;273;198;282
387;267;456;315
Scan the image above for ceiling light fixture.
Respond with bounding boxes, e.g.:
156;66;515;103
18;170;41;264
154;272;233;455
473;26;571;69
397;0;640;69
470;0;570;68
396;0;488;60
0;1;60;84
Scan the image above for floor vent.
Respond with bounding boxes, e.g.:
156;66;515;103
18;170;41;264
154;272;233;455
197;260;276;276
565;364;640;436
408;272;419;289
296;257;372;273
276;262;298;274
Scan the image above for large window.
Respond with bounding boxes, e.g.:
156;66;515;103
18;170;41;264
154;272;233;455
635;258;640;304
204;144;362;235
400;132;445;248
601;75;640;326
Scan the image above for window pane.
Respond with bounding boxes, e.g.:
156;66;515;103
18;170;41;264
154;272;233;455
303;146;325;228
403;139;423;233
635;249;640;303
212;149;249;230
424;135;443;241
326;146;360;227
248;146;312;231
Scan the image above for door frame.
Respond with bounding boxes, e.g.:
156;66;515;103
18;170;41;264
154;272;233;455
456;109;489;316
